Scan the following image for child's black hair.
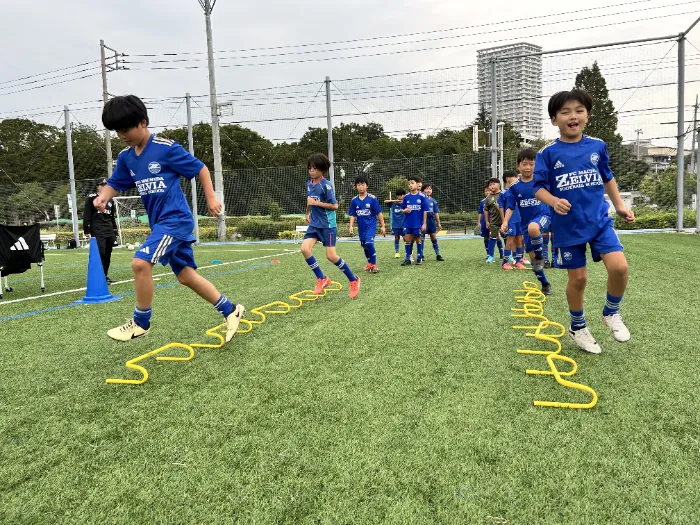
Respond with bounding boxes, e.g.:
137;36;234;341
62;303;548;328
395;188;407;196
102;95;149;131
487;177;501;186
483;180;491;190
547;89;593;118
517;148;537;164
307;153;331;173
503;170;519;182
354;174;369;186
407;175;422;184
422;182;432;190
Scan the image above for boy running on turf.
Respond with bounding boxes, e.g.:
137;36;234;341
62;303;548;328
400;176;428;266
422;182;445;261
349;175;386;273
95;95;245;342
301;153;361;299
533;89;634;354
502;148;552;295
498;170;526;270
385;188;407;259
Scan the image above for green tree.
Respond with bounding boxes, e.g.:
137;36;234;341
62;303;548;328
639;167;696;209
574;61;622;146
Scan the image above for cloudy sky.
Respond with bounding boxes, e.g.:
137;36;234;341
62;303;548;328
1;0;699;146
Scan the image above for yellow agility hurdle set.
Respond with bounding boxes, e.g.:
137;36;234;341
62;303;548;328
512;281;598;409
106;281;344;386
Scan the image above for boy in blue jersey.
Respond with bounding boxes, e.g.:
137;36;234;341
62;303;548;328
502;149;552;295
385;188;406;258
349;175;386;273
300;154;361;299
422;183;445;261
400;176;428;266
477;184;503;260
94;95;245;342
498;170;526;271
533;89;635;354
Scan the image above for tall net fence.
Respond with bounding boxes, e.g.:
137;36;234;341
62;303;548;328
2;31;699;242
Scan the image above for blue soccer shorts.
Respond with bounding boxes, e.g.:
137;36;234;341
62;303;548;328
523;214;552;251
304;226;337;247
505;221;523;237
392;227;404;237
134;233;197;276
554;223;623;270
403;227;422;237
358;228;376;247
425;220;438;235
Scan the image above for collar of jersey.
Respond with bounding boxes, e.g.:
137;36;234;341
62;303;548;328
133;134;155;158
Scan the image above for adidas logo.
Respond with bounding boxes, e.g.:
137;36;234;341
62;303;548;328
553;160;565;169
9;237;29;251
139;246;150;254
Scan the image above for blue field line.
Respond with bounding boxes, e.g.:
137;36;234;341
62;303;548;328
0;261;274;324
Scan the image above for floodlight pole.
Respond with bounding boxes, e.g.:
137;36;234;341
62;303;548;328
199;0;226;241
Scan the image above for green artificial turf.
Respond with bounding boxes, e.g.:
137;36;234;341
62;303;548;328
0;234;698;524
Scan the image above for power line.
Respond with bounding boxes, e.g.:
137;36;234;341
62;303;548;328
0;59;102;87
0;72;102;97
0;66;103;92
126;0;664;57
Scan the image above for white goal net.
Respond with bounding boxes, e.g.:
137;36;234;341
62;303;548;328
114;196;149;246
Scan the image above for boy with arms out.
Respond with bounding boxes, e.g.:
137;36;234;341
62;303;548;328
349;175;386;273
95;95;245;342
498;170;526;271
502;149;552;295
400;177;428;266
483;178;504;264
533;89;634;353
422;183;445;261
301;154;361;299
385;188;406;258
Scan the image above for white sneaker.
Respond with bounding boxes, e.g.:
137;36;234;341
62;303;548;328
602;314;631;342
108;318;149;342
568;327;602;354
225;304;246;343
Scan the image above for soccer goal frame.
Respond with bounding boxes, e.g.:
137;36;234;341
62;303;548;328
113;196;145;246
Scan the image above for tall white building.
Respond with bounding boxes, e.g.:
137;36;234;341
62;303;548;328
477;43;543;140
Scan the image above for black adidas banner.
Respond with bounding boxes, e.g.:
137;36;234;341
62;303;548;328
0;224;43;275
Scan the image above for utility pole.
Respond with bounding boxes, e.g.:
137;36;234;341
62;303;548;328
690;95;698;173
99;40;125;177
325;76;335;189
490;58;498;181
198;0;226;241
635;129;643;160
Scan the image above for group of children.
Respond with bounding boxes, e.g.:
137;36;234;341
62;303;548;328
96;88;634;356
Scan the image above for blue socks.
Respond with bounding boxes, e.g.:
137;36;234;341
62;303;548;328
366;242;376;265
134;306;152;330
497;239;504;257
531;234;544;258
432;240;440;255
570;309;587;331
305;256;324;279
487;238;496;257
534;269;549;286
213;295;234;318
515;247;523;264
334;258;356;281
483;238;489;255
603;293;623;316
394;239;400;253
405;242;413;260
542;234;550;261
503;249;512;265
417;241;424;260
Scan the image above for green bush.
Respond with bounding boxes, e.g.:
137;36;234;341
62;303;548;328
236;219;305;240
614;209;696;230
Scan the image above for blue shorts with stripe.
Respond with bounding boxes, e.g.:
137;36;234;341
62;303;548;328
554;222;623;270
133;233;197;276
304;226;337;247
523;214;551;252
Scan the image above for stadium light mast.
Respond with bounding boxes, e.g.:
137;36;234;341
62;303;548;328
198;0;226;241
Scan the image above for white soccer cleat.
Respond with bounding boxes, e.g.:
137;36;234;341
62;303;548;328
568;327;602;354
107;318;149;342
225;304;246;343
602;314;631;342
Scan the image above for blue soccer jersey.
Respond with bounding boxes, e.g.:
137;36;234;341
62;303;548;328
425;197;440;229
505;179;548;229
478;198;486;230
533;136;614;248
498;190;521;228
107;134;204;241
307;177;337;228
349;194;382;234
401;193;426;229
390;202;405;230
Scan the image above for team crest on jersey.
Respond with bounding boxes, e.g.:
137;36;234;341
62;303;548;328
148;162;162;174
365;203;370;208
590;153;599;166
563;251;572;261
